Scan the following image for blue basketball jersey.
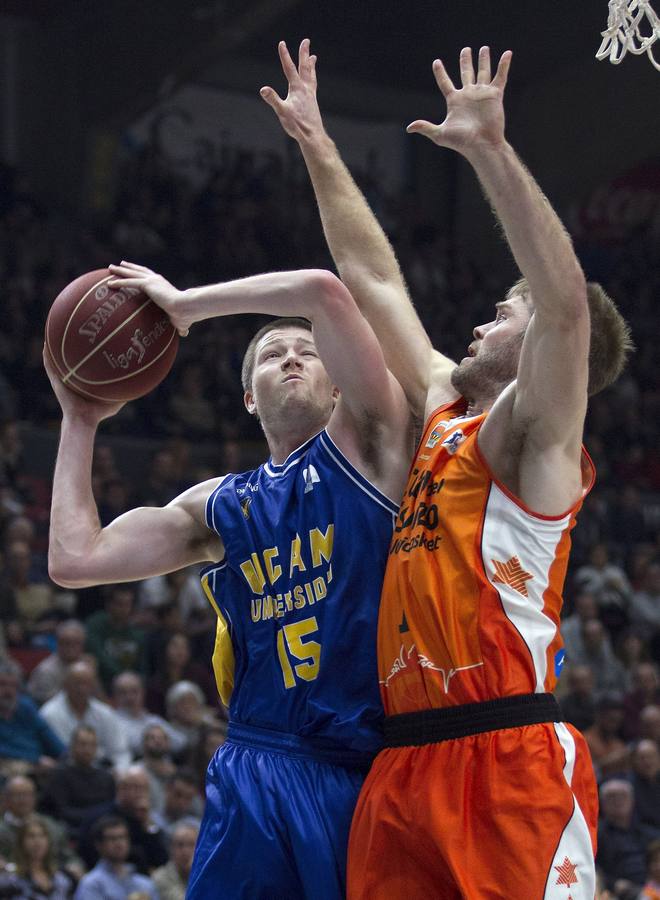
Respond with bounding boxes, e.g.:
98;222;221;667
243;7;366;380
201;428;399;761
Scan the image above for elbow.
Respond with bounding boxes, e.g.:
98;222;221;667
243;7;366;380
48;554;91;590
304;269;354;318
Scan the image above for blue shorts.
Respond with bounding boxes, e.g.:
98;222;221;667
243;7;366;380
187;723;372;899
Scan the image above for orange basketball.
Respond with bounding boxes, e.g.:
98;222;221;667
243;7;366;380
45;268;179;402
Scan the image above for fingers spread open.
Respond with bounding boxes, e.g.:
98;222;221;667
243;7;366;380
278;41;299;82
432;59;455;96
259;86;285;112
406;120;437;140
476;46;491;84
493;50;513;89
459;47;475;86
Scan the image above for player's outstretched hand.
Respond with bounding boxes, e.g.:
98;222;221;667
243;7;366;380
260;39;324;142
43;346;125;423
108;262;190;336
407;47;512;158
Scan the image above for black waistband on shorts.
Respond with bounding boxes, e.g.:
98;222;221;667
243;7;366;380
383;692;563;748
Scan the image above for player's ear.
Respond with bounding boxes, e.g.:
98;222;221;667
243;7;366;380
244;390;257;416
331;386;340;405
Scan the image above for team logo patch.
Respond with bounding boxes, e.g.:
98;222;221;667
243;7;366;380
554;856;578;889
491;556;534;596
554;649;566;677
303;464;320;494
425;425;446;448
240;497;252;519
441;429;465;454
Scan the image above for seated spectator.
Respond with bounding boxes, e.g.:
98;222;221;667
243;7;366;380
85;585;145;692
191;720;227;792
0;776;81;876
40;661;130;771
640;705;660;745
151;820;199;900
142;601;183;676
146;632;216;718
575;543;632;635
630;739;660;833
616;627;650;693
78;766;168;874
629;561;660;634
570;619;627;695
112;671;185;760
73;815;158;900
42;725;115;835
27;620;87;705
561;589;600;664
165;681;217;762
584;693;630;780
559;664;597;733
640;839;660;899
135;724;178;814
0;813;75;899
597;779;654;897
623;663;660;741
152;770;202;841
5;539;57;646
0;659;63;776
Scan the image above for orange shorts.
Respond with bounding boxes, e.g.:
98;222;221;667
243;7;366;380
347;721;598;899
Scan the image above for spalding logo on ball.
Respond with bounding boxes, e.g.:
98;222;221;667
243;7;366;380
45;269;179;402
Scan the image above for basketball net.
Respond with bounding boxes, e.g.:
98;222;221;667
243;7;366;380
596;0;660;69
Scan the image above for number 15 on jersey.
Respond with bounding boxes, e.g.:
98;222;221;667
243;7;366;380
277;616;321;689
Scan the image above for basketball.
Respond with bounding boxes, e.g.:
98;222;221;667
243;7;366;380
45;268;179;402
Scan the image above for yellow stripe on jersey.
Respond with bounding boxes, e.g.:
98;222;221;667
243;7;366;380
201;573;235;707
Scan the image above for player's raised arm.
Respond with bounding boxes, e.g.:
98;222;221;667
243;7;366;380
108;264;411;445
260;39;454;418
44;350;223;589
409;47;589;453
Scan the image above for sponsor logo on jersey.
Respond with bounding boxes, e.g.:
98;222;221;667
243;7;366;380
554;856;578;888
491;556;534;597
554;648;566;677
303;464;320;494
441;429;465;454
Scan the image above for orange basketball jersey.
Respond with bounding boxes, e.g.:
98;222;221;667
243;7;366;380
378;399;595;715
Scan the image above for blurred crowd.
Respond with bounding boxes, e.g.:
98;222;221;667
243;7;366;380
0;128;658;898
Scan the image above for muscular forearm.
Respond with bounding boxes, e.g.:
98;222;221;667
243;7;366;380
48;416;103;586
467;142;586;316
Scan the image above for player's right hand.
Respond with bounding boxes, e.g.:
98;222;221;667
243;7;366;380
43;346;126;423
108;262;190;336
260;39;324;143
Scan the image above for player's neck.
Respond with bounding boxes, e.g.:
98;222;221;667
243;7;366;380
265;425;322;465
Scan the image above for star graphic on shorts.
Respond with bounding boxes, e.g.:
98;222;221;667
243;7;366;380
491;556;534;597
554;856;578;887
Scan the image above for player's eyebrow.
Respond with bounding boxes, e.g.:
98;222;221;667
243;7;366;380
495;300;515;312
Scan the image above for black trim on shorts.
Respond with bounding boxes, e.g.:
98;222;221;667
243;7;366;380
383;692;563;747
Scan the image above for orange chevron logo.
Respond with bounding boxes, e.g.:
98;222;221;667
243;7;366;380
491;556;533;596
554;856;578;887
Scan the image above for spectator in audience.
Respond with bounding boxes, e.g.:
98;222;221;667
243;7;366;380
623;663;660;741
597;779;652;897
42;725;115;835
112;671;184;760
135;723;177;813
151;820;199;900
0;658;64;776
640;705;660;745
584;693;630;780
571;618;628;694
0;776;81;876
559;664;597;733
85;585;145;692
145;632;215;717
27;620;87;705
629;561;660;634
5;539;57;646
78;766;168;874
164;681;215;762
561;589;600;664
152;770;202;840
142;601;183;676
73;815;158;900
40;661;131;770
0;814;75;899
640;839;660;900
616;627;650;693
575;543;632;634
630;739;660;834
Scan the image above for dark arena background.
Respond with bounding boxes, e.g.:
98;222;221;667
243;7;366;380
0;1;658;897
